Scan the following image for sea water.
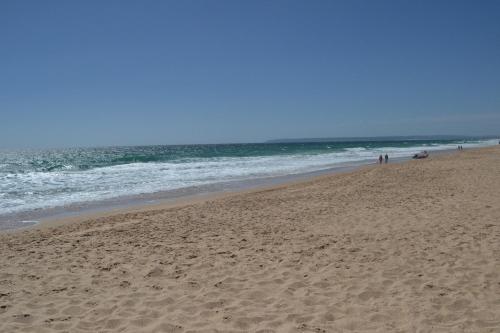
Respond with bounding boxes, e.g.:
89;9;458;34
0;138;497;228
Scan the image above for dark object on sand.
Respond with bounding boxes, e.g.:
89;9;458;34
413;151;429;159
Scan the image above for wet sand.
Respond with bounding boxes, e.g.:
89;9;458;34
0;155;409;231
1;146;500;332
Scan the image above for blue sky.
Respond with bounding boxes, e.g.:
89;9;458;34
1;0;499;148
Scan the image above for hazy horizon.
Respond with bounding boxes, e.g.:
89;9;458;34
2;1;499;149
0;134;498;151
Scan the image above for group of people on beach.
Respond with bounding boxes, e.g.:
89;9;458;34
378;154;389;164
458;145;464;150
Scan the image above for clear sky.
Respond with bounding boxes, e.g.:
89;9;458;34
1;0;499;148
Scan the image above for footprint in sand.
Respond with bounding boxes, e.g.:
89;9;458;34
62;305;85;316
104;318;122;329
12;313;33;324
152;323;183;333
446;298;470;311
358;290;383;301
145;267;164;278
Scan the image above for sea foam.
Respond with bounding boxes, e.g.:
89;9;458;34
0;139;497;216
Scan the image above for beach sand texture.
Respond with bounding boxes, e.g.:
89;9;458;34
1;147;500;332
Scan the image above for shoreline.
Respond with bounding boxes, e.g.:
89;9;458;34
15;159;380;233
2;148;460;232
1;145;499;332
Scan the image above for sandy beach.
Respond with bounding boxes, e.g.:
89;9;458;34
1;146;499;332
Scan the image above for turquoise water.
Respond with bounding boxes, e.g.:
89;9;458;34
0;138;497;223
0;139;490;173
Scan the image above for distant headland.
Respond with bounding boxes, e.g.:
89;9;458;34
265;135;497;144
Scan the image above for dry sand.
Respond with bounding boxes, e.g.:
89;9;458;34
1;147;500;332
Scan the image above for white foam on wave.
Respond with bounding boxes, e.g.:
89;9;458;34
0;139;497;215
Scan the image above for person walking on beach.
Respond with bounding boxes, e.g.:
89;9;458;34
384;154;388;163
379;155;383;164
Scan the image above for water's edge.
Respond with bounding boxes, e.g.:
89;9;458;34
0;150;456;231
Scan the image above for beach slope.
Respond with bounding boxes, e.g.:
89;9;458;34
1;147;500;332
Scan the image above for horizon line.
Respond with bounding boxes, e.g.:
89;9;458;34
1;134;499;150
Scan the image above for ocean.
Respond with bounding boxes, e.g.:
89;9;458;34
0;138;497;229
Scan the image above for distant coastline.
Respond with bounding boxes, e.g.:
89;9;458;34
265;135;498;144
